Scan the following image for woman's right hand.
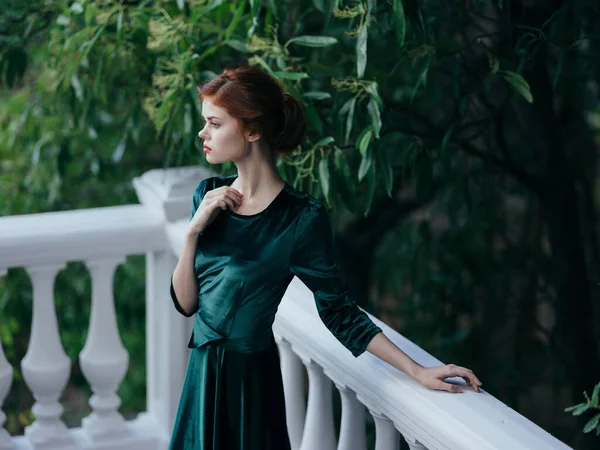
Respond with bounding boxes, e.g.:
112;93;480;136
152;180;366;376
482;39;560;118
188;186;243;236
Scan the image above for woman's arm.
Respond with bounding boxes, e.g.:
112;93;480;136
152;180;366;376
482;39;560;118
170;179;244;317
289;201;482;393
171;230;201;316
366;332;482;393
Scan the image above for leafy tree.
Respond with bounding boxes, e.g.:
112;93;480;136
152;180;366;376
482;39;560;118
1;1;599;448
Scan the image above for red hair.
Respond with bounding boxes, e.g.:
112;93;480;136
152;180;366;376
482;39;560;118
198;65;306;154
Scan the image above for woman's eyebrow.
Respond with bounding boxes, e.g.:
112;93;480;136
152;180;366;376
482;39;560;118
202;115;221;121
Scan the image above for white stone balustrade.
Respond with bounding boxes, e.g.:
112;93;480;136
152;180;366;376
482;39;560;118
276;339;306;450
0;166;574;450
300;361;337;450
370;411;400;450
21;264;74;449
79;257;129;442
336;384;367;450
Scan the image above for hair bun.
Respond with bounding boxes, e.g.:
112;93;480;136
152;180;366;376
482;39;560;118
272;93;306;154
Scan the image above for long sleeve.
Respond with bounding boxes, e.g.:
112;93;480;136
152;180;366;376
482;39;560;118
170;178;211;317
289;202;382;357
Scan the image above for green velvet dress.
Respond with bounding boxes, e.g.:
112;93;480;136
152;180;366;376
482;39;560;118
169;175;382;450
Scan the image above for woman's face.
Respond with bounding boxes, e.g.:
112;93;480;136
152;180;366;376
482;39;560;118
198;99;256;164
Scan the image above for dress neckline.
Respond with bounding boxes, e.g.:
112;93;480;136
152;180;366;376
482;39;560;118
225;175;289;219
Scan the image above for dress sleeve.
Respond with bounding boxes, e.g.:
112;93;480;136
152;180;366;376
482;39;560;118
289;202;382;357
170;178;211;317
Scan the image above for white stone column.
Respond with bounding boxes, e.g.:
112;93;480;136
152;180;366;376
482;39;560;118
299;361;336;450
21;264;74;449
132;165;214;439
79;257;130;441
335;384;366;450
0;331;13;449
370;411;400;450
143;249;188;437
277;339;306;450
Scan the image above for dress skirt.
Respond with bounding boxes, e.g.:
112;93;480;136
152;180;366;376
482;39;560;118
168;340;291;450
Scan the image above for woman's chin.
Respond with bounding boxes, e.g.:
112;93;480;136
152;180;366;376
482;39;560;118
204;152;218;164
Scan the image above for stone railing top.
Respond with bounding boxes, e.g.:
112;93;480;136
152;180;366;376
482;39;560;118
132;165;213;222
273;278;572;450
0;205;165;270
0;166;215;270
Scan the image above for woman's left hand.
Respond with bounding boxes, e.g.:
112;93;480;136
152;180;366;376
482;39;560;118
414;364;482;393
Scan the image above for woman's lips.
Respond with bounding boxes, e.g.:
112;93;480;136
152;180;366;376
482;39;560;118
203;146;212;153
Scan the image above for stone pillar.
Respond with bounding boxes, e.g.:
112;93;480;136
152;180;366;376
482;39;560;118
132;166;213;437
277;339;306;450
300;361;337;450
80;257;130;442
21;264;75;449
336;384;367;450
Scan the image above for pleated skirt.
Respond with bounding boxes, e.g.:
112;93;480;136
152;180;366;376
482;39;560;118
168;340;291;450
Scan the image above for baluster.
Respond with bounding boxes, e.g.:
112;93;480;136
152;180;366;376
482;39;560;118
21;264;74;448
277;340;306;450
0;332;13;449
335;384;366;450
395;422;428;450
370;411;400;450
79;258;130;441
406;439;427;450
299;361;336;450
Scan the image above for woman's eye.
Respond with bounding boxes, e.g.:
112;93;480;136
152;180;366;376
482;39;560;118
211;123;219;128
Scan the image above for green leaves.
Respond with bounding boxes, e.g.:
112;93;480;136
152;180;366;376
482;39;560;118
333;147;356;213
358;148;373;182
376;145;393;198
340;96;357;144
273;71;309;80
318;155;331;203
287;35;338;47
565;382;600;435
303;91;332;100
501;70;533;103
356;126;373;157
356;23;368;78
315;136;335;148
367;98;381;138
392;0;406;48
583;414;600;434
225;0;247;40
411;58;430;103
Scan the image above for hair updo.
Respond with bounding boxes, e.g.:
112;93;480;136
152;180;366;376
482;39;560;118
197;65;306;155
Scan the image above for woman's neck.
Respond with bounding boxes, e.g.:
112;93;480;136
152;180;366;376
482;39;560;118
232;143;284;198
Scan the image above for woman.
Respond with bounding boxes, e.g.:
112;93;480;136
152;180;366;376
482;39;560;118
169;65;482;450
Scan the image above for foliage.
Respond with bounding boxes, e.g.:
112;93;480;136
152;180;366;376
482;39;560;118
1;0;600;448
565;382;600;436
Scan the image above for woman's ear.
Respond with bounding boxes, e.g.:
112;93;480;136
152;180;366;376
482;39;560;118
245;124;262;143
